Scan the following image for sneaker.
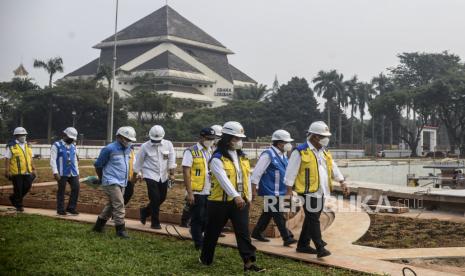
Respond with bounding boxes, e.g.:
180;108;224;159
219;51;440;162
67;210;79;216
251;233;270;242
244;264;266;273
283;237;297;247
296;246;317;254
57;211;67;216
317;248;331;258
151;224;162;230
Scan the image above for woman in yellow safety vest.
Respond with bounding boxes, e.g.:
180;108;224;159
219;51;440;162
199;121;265;273
3;127;36;212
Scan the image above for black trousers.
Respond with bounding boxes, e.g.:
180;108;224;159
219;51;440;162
56;176;80;212
190;194;208;248
252;196;293;241
10;175;33;208
141;178;168;226
200;200;256;265
297;195;326;249
123;181;134;205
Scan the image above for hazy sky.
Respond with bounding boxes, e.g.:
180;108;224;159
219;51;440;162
2;0;465;90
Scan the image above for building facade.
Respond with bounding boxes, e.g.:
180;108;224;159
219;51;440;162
65;5;256;107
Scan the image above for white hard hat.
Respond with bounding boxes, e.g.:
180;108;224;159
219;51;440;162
308;121;331;136
211;124;222;137
149;125;165;141
116;126;137;142
271;129;294;142
222;121;246;138
13;127;28;136
63;127;78;140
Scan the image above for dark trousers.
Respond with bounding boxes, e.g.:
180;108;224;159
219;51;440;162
200;201;256;265
56;176;80;212
190;194;208;248
123;181;134;205
141;178;168;227
297;195;326;249
10;175;33;208
252;196;293;241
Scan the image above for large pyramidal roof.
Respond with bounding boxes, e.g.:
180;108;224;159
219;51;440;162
98;5;226;49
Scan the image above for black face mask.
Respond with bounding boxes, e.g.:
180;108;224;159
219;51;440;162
64;138;74;144
151;139;161;144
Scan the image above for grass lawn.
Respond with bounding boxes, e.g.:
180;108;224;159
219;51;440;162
0;214;366;275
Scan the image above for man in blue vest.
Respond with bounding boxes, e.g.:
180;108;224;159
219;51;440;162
50;127;80;216
251;130;297;246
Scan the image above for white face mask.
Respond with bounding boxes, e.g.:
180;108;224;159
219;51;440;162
283;143;293;152
232;140;243;150
319;137;330;147
17;136;26;143
203;140;214;148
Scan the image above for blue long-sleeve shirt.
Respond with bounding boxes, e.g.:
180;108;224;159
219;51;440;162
94;141;131;187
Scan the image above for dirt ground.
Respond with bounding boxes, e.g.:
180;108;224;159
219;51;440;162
393;257;465;275
355;214;465;248
21;183;288;224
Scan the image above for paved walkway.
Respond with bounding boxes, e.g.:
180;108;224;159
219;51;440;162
2;199;462;276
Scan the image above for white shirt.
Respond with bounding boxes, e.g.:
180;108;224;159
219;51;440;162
284;141;344;197
50;140;79;176
134;139;177;182
251;146;285;185
210;150;252;200
3;140;26;159
181;142;212;195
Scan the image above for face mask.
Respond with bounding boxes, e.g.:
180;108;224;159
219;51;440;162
151;139;161;144
319;137;330;147
283;143;293;152
232;140;243;150
17;136;26;143
64;138;74;144
203;140;214;148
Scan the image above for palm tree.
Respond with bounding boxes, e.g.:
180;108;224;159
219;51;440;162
356;82;376;147
371;73;395;149
33;57;64;88
313;70;344;143
33;56;64;143
345;76;359;145
233;84;268;101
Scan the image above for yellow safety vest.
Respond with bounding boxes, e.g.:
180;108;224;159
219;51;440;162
187;146;208;192
209;154;250;202
294;145;333;194
8;143;33;176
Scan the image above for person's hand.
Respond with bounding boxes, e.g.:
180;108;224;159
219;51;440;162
136;173;143;181
252;186;258;201
169;174;176;181
285;189;293;198
54;174;61;182
187;192;195;205
340;181;350;197
234;196;246;210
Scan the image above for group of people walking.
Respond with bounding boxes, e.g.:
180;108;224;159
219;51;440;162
3;120;349;272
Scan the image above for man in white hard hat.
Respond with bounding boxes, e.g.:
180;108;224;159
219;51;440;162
50;127;80;216
92;126;136;238
251;129;297;247
135;125;176;229
284;121;349;258
210;124;223;148
3;127;36;212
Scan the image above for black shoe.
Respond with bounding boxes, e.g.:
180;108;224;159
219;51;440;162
317;248;331;258
244;264;266;273
67;209;79;216
92;217;108;233
296;246;318;254
57;211;67;216
16;206;24;212
139;208;147;225
115;224;130;239
219;233;226;238
198;257;210;266
251;233;270;242
8;195;15;207
283;237;297;247
151;224;162;230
